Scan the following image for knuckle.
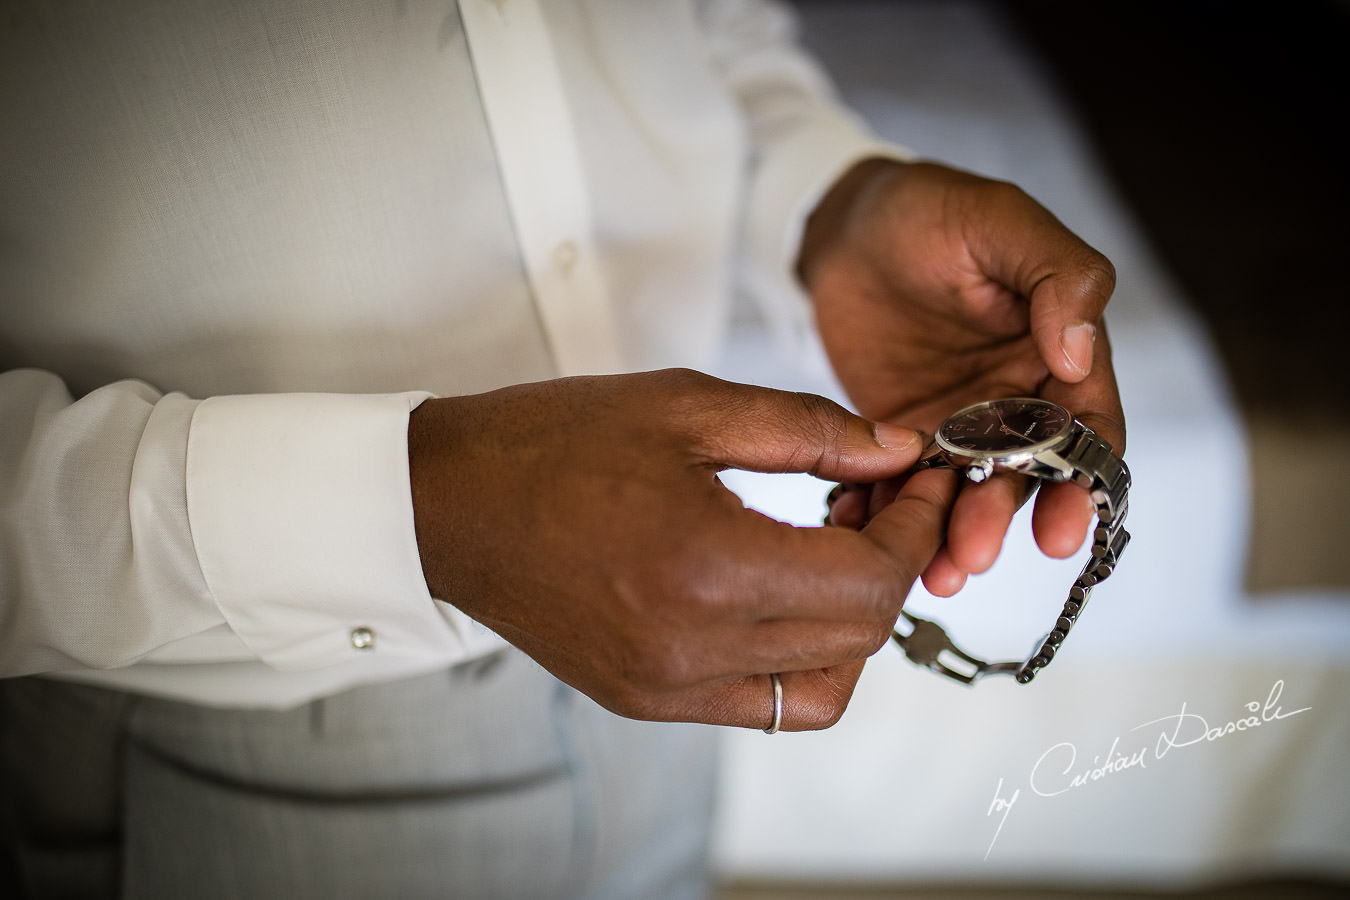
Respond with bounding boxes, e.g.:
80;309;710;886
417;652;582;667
1076;254;1117;302
804;681;857;731
794;390;849;429
858;620;894;658
662;366;713;392
788;392;852;475
798;704;845;732
652;367;717;412
646;647;699;690
830;625;892;665
983;177;1031;212
600;682;661;722
817;703;848;730
656;369;745;451
657;549;722;613
837;548;909;614
614;632;700;693
802;391;851;430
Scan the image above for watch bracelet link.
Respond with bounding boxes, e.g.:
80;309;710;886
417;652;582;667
1014;425;1130;683
892;422;1131;685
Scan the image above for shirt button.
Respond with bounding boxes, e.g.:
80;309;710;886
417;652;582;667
350;627;375;650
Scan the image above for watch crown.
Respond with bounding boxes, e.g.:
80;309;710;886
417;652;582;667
965;459;994;483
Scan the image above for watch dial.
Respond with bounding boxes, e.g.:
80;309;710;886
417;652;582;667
938;397;1072;454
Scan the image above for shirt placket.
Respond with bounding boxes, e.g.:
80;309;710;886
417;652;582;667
459;0;625;377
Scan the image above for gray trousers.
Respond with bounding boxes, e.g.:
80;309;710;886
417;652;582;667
0;650;718;899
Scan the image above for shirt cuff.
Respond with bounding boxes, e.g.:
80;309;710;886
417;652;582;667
185;391;488;671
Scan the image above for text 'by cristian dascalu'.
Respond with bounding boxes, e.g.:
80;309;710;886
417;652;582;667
981;679;1311;860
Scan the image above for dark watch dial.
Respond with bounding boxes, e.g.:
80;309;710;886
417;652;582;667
936;397;1073;456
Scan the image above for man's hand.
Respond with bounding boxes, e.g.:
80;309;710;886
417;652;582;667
409;370;949;731
800;160;1126;596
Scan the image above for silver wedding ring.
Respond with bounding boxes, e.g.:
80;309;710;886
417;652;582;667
763;672;783;734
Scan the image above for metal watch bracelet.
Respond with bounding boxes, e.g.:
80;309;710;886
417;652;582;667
892;423;1131;685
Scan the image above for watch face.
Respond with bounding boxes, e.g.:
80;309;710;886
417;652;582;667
935;397;1073;459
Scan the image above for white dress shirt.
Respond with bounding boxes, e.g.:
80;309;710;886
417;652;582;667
0;0;893;707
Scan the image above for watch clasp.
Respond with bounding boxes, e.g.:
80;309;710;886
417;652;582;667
891;611;1022;685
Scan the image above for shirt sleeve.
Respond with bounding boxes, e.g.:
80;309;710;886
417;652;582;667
0;368;483;677
697;0;913;350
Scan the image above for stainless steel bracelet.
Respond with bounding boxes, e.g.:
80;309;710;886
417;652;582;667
892;424;1131;685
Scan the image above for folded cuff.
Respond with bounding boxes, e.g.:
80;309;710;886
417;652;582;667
185;391;487;671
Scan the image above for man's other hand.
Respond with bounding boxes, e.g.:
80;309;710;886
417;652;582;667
800;159;1126;597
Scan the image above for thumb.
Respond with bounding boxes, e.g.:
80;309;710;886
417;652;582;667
965;182;1117;384
690;378;922;482
1027;261;1115;384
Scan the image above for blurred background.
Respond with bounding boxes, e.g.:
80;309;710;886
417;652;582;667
1005;0;1349;596
710;2;1350;898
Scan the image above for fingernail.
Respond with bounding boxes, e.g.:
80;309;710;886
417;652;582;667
874;422;919;450
1059;323;1096;377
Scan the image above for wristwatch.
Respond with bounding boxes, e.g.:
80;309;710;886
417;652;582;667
891;397;1131;685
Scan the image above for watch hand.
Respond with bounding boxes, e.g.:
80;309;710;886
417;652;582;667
995;409;1037;445
996;410;1022;438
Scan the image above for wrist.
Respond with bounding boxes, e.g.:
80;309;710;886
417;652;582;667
408;395;477;604
796;156;905;289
